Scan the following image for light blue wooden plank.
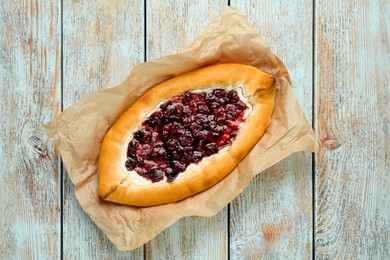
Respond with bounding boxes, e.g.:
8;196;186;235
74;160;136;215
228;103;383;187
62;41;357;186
62;1;144;258
0;0;61;258
230;0;314;259
145;1;229;259
315;0;389;258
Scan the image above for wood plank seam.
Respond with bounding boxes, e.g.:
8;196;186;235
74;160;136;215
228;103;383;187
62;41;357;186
226;3;231;260
60;0;64;259
312;0;316;259
143;0;147;258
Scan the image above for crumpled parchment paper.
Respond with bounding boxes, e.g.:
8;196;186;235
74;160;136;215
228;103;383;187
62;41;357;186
45;7;319;251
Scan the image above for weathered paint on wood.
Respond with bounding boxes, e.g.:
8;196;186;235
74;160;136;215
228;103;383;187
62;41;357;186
0;0;61;258
62;1;144;258
315;0;389;259
230;1;314;259
2;1;389;259
144;1;229;259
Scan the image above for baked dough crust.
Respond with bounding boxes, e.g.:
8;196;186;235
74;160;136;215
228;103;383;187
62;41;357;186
98;63;276;206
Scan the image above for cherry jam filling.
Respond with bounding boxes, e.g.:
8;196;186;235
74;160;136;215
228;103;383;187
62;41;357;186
125;88;249;183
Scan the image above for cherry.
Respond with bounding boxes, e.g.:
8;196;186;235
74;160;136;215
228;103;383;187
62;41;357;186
198;104;210;114
171;150;182;159
189;100;199;110
172;160;186;172
179;135;194;146
214;125;226;133
217;117;227;125
227;90;240;103
194;130;208;140
148;167;164;182
226;104;237;114
165;168;178;183
143;160;157;171
180;151;193;163
210;102;220;111
236;100;247;110
166;139;179;150
189;122;202;133
145;111;163;127
212;89;225;98
183;92;192;104
205;143;217;155
134;167;147;177
192;151;203;162
212;131;221;138
151;111;163;119
183;105;191;116
206;92;216;100
135;154;144;163
219;97;229;104
133;130;143;141
195;114;209;126
151;146;166;157
125;157;137;171
159;101;172;110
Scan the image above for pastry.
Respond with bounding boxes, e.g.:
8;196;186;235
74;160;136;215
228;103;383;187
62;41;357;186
98;63;276;206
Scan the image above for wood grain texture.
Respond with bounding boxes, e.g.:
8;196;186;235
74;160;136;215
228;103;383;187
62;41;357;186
144;1;228;259
315;0;389;259
2;1;389;258
230;0;314;259
0;0;61;258
62;1;144;258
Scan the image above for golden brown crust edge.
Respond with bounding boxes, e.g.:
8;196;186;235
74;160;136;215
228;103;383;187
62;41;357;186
98;63;276;206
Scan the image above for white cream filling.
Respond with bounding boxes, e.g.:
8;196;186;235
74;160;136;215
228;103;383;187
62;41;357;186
121;83;253;186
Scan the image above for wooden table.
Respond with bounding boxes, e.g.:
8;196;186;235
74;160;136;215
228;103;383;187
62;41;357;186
1;1;388;259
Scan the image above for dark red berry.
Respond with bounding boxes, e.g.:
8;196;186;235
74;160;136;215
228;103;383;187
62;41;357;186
227;90;240;102
198;104;210;114
210;102;220;111
192;151;203;162
236;100;247;110
183;92;192;104
148;167;164;182
172;160;186;172
213;89;225;98
183;105;191;116
205;143;217;155
219;97;229;104
166;139;179;150
165;168;178;183
125;157;137;170
194;130;208;140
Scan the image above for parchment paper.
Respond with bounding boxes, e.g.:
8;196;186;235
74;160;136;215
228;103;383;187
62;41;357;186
45;7;319;251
